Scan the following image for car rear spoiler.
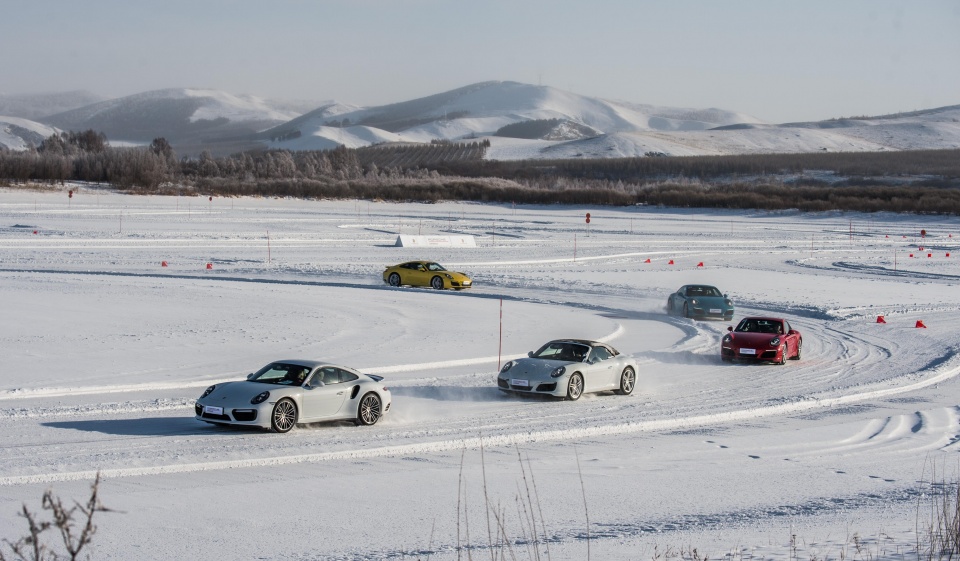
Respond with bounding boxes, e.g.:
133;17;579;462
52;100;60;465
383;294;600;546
368;374;384;382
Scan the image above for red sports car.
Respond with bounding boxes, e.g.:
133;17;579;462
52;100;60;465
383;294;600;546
720;316;801;364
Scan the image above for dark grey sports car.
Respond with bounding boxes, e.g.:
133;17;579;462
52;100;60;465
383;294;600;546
666;284;735;320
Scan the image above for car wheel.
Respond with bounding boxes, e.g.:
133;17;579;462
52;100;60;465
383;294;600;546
356;393;383;426
566;373;584;401
777;346;787;365
682;303;690;318
616;367;636;395
791;339;802;360
431;276;444;290
271;399;298;433
388;273;401;287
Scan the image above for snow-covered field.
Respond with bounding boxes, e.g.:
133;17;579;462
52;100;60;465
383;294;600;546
2;187;960;560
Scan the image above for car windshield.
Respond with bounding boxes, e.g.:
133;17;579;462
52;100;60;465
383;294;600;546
532;342;590;362
426;263;447;272
250;363;311;385
688;285;722;297
735;319;783;334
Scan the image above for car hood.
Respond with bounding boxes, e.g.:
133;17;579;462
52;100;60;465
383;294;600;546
504;358;578;380
726;332;779;346
201;380;296;403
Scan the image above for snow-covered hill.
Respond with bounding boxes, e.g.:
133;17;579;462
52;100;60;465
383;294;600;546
0;90;106;121
7;82;959;159
260;81;960;160
0;116;58;151
38;88;311;145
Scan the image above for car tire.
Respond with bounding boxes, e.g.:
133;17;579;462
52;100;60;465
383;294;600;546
388;273;401;287
431;276;444;290
682;303;690;318
566;373;584;401
791;339;802;360
356;392;383;426
616;367;636;395
271;399;298;433
777;346;787;365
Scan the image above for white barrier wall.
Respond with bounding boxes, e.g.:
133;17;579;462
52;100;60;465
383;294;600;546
395;235;477;248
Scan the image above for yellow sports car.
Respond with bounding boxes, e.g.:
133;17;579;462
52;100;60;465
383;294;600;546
382;261;473;290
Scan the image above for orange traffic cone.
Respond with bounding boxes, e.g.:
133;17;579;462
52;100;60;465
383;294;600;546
876;315;886;323
697;262;704;267
916;320;927;328
206;263;213;270
643;258;651;263
161;261;168;267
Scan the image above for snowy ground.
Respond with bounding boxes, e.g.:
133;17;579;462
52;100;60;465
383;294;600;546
2;186;960;560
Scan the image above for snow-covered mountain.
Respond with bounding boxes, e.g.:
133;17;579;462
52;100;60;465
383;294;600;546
261;81;763;152
38;88;312;146
0;90;107;121
5;81;959;159
0;116;58;151
260;81;960;159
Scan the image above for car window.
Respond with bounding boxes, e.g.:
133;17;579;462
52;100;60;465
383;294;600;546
253;363;308;385
319;367;341;385
426;263;446;271
590;346;613;362
340;371;359;382
533;342;589;362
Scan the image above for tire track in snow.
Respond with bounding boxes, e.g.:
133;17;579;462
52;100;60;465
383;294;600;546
3;349;957;487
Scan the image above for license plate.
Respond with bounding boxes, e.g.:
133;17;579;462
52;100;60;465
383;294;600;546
739;348;756;355
203;405;224;415
710;308;722;314
510;379;530;387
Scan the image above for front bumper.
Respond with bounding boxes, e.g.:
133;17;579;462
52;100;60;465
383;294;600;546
721;346;780;361
195;401;270;428
497;377;562;396
690;307;734;320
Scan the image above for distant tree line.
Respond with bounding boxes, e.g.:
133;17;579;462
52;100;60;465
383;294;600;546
2;130;960;213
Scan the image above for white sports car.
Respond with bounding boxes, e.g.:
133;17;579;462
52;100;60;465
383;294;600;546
195;360;391;432
497;339;638;400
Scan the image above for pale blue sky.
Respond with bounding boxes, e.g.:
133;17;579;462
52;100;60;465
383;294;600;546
5;0;958;123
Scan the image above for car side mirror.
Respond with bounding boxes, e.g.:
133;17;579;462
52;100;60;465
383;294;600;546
727;326;733;332
788;329;799;335
246;373;255;380
527;351;534;357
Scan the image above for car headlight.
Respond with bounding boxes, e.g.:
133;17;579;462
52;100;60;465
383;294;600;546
550;366;567;378
690;299;698;305
722;335;732;344
251;391;270;404
200;385;216;399
769;337;781;346
500;362;513;374
725;300;733;307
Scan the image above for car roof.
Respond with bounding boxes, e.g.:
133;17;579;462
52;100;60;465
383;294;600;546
547;339;602;347
739;317;785;322
272;359;330;369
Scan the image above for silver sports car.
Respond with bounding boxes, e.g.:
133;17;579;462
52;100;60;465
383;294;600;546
195;359;391;432
497;339;638;400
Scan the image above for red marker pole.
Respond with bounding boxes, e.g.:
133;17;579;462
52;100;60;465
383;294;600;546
497;298;503;370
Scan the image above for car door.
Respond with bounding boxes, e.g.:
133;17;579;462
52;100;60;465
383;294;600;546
300;367;349;420
407;262;429;286
584;346;617;392
782;320;799;356
669;286;685;313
